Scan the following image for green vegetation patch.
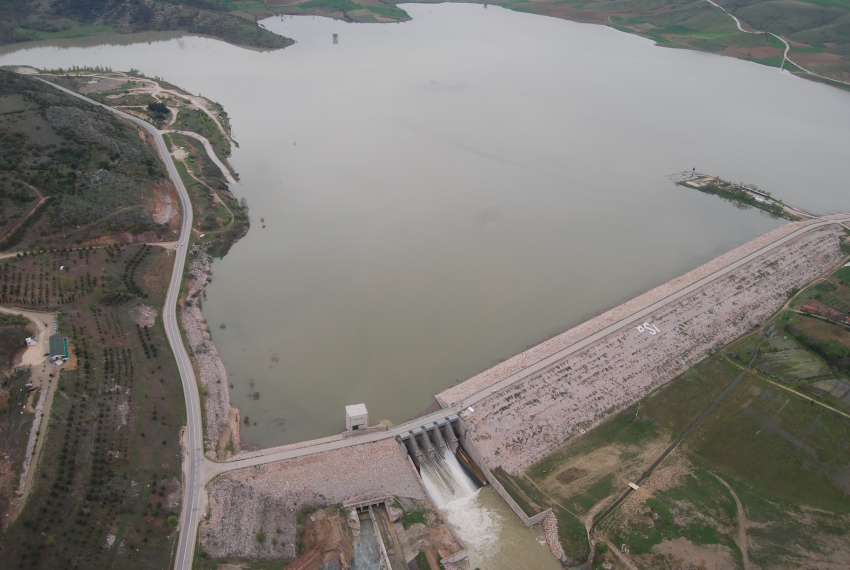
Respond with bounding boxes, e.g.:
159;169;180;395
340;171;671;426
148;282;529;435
600;466;740;558
526;306;850;565
835;266;850;284
401;508;426;529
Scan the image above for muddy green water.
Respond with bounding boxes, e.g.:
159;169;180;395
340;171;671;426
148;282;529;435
2;5;849;453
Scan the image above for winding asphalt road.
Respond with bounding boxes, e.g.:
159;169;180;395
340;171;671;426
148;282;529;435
36;79;203;570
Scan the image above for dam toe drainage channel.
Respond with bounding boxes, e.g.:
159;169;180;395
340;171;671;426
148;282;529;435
398;419;563;570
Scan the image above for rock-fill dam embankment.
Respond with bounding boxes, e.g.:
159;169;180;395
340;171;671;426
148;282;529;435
449;223;846;472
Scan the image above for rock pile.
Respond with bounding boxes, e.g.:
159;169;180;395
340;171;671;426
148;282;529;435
129;304;157;328
181;245;233;457
542;512;566;561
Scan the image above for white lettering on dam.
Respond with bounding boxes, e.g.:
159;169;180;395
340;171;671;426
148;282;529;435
636;322;660;335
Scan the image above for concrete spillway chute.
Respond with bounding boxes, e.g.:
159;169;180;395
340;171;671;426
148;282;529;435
416;428;439;464
426;422;448;458
437;418;459;453
401;430;424;469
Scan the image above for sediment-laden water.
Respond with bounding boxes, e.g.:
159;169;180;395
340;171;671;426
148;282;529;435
352;515;382;570
1;5;849;449
421;448;562;568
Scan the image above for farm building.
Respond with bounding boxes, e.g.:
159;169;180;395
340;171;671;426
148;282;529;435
49;333;68;359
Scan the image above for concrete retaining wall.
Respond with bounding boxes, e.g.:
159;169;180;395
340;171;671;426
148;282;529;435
441;549;470;564
455;418;551;527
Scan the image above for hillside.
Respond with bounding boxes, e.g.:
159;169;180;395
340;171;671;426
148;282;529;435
0;0;292;50
0;68;184;250
267;0;850;85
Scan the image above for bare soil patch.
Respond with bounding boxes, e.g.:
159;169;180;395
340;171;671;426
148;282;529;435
143;248;175;294
557;466;588;485
723;46;784;60
129;304;158;328
650;537;736;570
791;51;850;70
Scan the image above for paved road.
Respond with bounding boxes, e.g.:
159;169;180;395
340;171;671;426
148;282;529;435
35;79;203;570
208;215;850;478
163;129;238;185
703;0;850;87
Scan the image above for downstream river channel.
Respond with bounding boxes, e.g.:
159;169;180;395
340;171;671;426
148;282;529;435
2;5;849;452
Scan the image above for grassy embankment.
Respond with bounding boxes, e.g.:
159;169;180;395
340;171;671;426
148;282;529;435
489;259;850;568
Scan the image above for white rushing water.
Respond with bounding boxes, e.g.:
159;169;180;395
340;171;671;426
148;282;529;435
420;449;501;561
421;450;479;507
352;515;382;570
419;446;560;568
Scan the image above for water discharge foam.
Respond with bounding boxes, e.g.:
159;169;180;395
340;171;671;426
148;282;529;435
420;447;503;561
420;449;479;507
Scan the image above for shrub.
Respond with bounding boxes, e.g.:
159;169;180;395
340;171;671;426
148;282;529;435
823;340;850;361
256;530;266;543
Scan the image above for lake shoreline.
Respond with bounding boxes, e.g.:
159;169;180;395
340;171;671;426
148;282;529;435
181;244;241;458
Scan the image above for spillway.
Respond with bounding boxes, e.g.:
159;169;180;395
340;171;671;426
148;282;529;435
420;447;479;507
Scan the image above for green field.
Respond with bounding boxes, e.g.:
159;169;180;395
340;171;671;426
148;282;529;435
521;315;850;568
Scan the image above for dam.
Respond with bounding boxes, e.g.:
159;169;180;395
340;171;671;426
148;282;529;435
200;214;848;568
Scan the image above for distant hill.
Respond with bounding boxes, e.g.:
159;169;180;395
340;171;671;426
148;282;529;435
0;0;292;50
266;0;850;86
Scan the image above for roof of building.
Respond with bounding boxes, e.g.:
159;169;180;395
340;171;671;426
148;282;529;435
345;403;368;417
49;333;67;357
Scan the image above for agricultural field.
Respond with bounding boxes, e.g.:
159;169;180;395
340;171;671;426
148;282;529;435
0;243;187;569
498;317;850;568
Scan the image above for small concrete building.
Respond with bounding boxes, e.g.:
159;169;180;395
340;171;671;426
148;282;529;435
345;403;368;431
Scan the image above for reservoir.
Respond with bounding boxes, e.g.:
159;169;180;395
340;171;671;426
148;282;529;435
2;4;849;450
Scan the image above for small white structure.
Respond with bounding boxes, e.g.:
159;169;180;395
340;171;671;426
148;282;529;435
25;337;38;347
345;403;368;431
